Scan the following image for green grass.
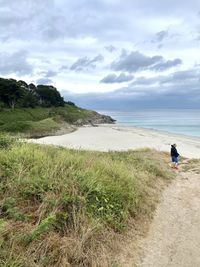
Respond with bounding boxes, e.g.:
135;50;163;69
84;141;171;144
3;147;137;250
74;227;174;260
0;136;174;266
0;105;99;137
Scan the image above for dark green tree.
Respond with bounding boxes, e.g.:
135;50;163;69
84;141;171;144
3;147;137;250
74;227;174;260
36;85;65;107
0;78;25;109
0;78;66;109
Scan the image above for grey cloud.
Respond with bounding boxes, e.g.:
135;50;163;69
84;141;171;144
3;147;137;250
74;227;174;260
155;30;168;42
152;30;169;49
111;51;162;72
160;69;200;85
0;0;199;103
40;70;58;78
60;65;68;71
100;73;134;83
151;58;182;71
111;51;181;72
131;76;160;86
171;69;200;80
131;68;199;87
36;78;53;85
0;50;33;75
70;54;104;71
62;85;200;110
62;68;200;110
105;45;116;52
0;0;199;44
157;44;163;49
0;0;133;42
0;0;61;42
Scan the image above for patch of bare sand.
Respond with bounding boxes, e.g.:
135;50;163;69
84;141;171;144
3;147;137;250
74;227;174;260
134;163;200;267
28;125;200;159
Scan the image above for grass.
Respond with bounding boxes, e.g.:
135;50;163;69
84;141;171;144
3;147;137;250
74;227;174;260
0;135;174;266
0;105;99;137
182;159;200;173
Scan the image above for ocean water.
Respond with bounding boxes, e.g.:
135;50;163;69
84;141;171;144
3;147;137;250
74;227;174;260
99;109;200;138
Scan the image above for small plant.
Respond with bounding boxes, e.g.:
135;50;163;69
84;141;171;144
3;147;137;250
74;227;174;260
1;198;26;222
26;215;56;243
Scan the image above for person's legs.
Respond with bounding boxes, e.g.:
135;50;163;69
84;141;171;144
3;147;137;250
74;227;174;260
171;156;176;168
174;157;178;169
171;156;178;168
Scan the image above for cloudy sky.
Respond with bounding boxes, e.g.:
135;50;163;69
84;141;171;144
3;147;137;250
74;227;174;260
1;0;200;109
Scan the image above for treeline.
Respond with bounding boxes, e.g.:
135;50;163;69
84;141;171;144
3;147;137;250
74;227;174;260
0;78;65;109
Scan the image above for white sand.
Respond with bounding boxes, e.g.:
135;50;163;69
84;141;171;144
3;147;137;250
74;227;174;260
28;125;200;159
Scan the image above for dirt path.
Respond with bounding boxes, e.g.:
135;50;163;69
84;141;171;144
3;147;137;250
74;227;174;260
137;162;200;267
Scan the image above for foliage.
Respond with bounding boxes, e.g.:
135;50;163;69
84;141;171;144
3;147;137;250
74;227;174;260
0;133;16;149
0;106;100;137
36;85;64;107
65;101;76;106
0;77;64;109
0;143;174;266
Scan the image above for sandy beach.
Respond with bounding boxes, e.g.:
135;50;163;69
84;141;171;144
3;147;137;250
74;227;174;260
28;124;200;159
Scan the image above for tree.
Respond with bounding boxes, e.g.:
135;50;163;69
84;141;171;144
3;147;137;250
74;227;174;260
65;101;76;106
17;80;29;89
0;77;66;109
36;85;65;107
0;78;25;109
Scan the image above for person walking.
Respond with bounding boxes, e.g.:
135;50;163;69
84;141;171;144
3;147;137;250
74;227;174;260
171;143;179;169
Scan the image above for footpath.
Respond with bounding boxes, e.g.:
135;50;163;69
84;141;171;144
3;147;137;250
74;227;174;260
137;160;200;267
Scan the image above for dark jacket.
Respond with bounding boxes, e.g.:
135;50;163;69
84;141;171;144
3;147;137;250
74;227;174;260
171;145;179;157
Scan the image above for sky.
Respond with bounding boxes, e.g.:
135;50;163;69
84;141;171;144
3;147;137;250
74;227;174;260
0;0;200;109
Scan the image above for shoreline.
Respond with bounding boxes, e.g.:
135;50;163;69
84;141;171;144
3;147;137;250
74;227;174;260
113;123;200;141
28;124;200;159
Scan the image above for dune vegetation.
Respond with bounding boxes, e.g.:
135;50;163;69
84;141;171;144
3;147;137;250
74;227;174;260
0;105;113;138
0;134;174;267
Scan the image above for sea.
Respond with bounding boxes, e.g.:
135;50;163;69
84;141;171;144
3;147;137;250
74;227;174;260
99;109;200;138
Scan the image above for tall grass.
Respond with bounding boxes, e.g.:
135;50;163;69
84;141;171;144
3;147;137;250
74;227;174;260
0;138;174;266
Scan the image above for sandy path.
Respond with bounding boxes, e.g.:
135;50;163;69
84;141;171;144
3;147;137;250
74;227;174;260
137;164;200;267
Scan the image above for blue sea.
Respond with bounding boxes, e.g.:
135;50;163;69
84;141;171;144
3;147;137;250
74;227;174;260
99;109;200;138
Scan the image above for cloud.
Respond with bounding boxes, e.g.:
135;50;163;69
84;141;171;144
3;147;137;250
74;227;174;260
62;67;200;109
151;30;169;49
155;30;168;42
111;51;182;72
0;0;199;104
70;54;104;71
151;58;182;71
0;50;33;75
36;78;53;85
104;45;116;52
40;70;58;78
100;73;134;83
131;68;199;87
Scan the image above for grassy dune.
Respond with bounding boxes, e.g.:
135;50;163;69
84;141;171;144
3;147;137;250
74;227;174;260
0;135;174;266
0;105;101;137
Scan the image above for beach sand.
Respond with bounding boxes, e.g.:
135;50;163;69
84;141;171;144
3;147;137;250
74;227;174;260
28;124;200;159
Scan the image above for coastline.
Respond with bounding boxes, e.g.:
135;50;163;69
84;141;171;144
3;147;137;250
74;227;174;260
28;124;200;159
114;123;200;141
